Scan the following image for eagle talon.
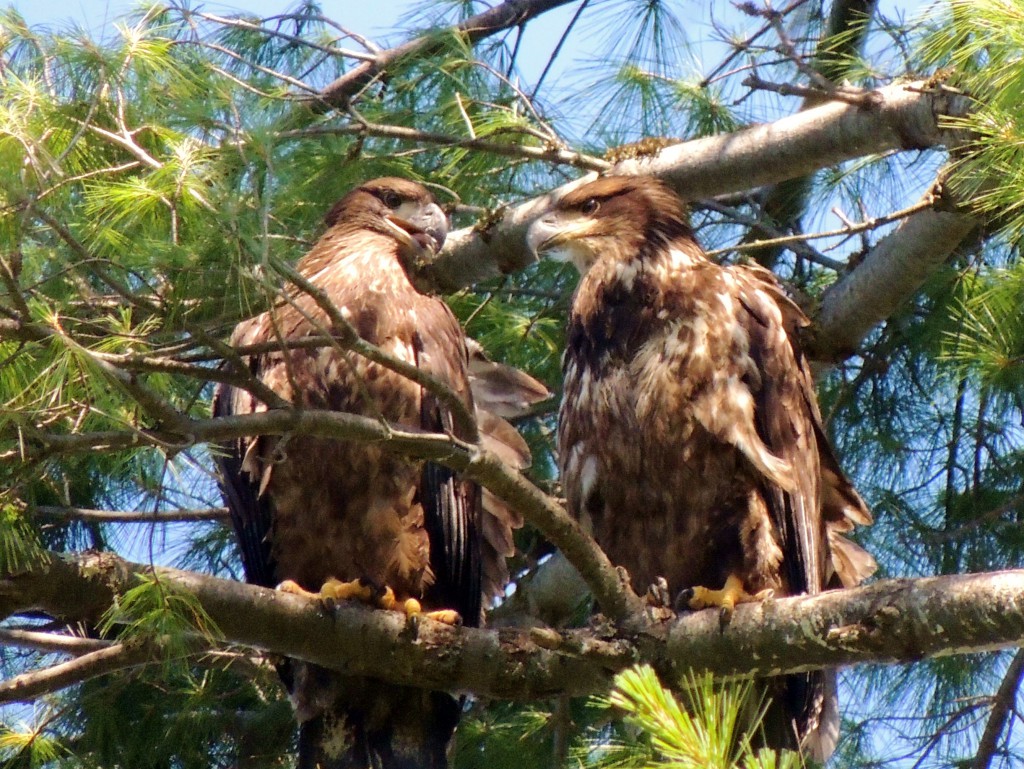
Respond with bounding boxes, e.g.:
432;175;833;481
678;575;769;623
645;577;672;609
674;587;696;613
422;609;462;625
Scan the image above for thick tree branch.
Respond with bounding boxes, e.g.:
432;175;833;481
810;176;979;360
2;408;639;623
430;80;971;291
4;553;1024;704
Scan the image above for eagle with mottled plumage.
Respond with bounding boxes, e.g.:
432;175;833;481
213;177;545;769
527;175;876;760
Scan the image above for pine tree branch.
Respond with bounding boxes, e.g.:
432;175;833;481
29;505;229;523
810;174;979;360
3;553;1024;703
0;641;154;704
971;649;1024;769
1;408;639;623
429;80;972;291
304;0;579;113
0;628;111;655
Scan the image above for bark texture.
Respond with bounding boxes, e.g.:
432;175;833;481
428;81;972;292
5;552;1024;704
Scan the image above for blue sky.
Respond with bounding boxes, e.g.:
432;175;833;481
12;0;415;36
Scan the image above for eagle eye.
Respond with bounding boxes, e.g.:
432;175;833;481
381;190;402;209
581;198;600;215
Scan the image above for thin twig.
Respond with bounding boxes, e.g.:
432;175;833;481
186;9;377;62
703;196;935;260
743;73;872;105
308;0;578;112
30;505;229;523
0;642;151;704
0;628;111;655
272;121;608;171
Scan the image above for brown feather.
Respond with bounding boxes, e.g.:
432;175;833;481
213;177;524;769
531;175;874;762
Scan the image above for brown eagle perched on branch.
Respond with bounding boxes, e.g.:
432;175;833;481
527;175;876;760
214;177;543;769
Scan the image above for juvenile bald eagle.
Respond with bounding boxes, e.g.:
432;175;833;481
527;175;875;760
214;177;541;769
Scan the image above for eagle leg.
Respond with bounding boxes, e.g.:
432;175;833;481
278;578;461;625
676;574;774;623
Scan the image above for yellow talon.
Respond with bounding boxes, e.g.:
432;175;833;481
276;577;460;624
683;575;773;621
276;579;321;600
377;586;397;611
403;597;422;615
319;577;375;603
422;609;461;625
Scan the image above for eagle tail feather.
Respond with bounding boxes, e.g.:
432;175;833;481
295;668;459;769
758;670;838;763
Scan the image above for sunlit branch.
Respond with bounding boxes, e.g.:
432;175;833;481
705;196;937;260
971;649;1024;769
29;505;229;523
812;174;979;361
432;80;973;291
307;0;579;112
4;554;1024;704
742;73;873;104
1;407;636;622
183;8;378;62
0;628;111;655
0;642;153;704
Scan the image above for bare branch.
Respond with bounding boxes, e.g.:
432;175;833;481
306;0;579;112
30;505;229;523
811;175;979;360
273;120;608;172
705;196;936;262
0;628;111;655
971;649;1024;769
2;408;637;622
0;642;151;703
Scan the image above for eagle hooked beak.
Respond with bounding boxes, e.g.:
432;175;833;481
386;201;449;254
525;213;564;258
527;212;598;274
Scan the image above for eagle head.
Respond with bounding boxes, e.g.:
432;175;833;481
325;177;449;254
526;175;691;274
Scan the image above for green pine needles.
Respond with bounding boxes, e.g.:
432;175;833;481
587;665;802;769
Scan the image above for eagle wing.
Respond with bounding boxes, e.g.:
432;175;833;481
738;263;875;593
410;312;483;624
733;264;826;597
212;316;278;589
